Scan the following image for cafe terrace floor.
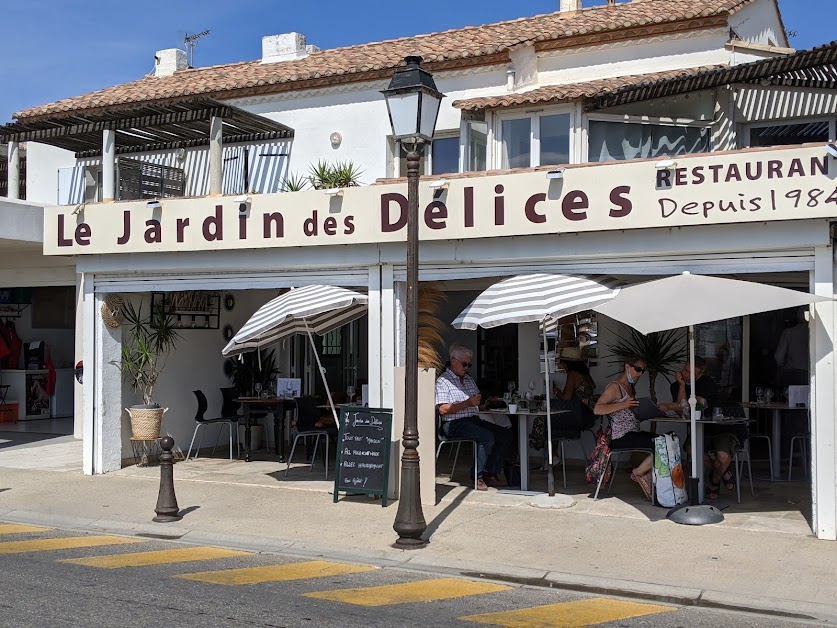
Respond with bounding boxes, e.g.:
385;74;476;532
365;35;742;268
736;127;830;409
0;425;809;537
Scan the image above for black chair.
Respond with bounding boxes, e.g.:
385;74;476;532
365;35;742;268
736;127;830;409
220;387;242;420
187;390;239;461
285;396;333;479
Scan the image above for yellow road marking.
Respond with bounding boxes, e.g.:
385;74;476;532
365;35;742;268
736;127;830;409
0;524;51;535
304;577;510;607
176;560;375;585
459;598;676;627
61;546;250;569
0;535;142;555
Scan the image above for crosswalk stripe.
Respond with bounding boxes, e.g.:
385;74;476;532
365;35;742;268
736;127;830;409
60;547;251;568
459;598;676;627
0;524;51;535
175;560;376;585
304;577;510;607
0;536;142;555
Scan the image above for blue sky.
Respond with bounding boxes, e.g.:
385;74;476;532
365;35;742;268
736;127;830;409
1;0;832;122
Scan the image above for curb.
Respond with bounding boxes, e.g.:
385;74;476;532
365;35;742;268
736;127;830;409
1;509;832;623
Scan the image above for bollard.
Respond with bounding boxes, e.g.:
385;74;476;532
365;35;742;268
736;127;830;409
153;436;182;522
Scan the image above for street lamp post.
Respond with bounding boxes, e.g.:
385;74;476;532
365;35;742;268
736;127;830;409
382;55;444;548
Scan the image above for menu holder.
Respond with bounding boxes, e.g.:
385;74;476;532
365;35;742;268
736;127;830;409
333;406;392;506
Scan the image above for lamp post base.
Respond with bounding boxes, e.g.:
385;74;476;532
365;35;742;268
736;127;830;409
393;537;428;549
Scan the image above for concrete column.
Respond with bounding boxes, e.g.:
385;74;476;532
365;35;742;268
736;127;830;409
81;274;96;475
73;273;83;439
102;129;116;202
209;115;223;196
7;140;19;200
94;291;123;474
812;244;836;539
368;266;382;407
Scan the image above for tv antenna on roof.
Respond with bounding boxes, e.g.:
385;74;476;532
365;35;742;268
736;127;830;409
184;30;210;68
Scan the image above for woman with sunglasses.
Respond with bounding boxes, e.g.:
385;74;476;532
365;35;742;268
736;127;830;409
593;355;655;501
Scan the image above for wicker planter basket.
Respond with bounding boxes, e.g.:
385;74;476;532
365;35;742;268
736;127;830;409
126;406;166;439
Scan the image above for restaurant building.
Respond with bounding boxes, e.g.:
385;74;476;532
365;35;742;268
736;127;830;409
3;0;837;538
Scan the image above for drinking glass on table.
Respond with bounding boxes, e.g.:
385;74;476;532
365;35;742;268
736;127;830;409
764;388;774;404
755;386;765;404
346;385;356;404
507;380;516;396
255;383;262;398
286;381;294;399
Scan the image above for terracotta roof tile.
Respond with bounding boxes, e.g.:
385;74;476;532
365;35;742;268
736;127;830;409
452;66;724;110
14;0;753;121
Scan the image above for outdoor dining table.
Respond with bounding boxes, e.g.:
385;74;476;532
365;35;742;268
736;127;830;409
480;408;571;492
739;401;801;480
235;396;296;462
654;415;751;501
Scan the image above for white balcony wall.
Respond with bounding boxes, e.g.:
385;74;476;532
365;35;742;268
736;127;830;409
537;30;731;87
234;67;508;183
26;143;76;205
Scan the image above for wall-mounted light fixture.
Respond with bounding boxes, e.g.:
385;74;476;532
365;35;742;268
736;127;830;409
323;188;344;197
428;179;450;189
655;159;677;170
545;169;565;180
825;143;837;158
146;199;162;210
330;131;342;147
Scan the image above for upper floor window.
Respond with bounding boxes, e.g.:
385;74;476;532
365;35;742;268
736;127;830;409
464;119;487;172
744;119;834;148
588;119;710;162
498;110;572;170
391;131;461;178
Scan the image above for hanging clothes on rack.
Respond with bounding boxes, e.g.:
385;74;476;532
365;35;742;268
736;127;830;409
2;320;22;369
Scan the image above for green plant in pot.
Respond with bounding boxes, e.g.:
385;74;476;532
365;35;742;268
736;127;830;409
119;297;181;438
607;326;687;404
223;349;279;396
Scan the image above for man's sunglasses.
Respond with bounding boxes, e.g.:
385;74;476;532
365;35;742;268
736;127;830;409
630;364;645;374
454;358;473;368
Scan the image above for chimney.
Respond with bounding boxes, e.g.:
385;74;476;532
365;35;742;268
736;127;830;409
261;32;319;64
560;0;582;11
155;49;188;77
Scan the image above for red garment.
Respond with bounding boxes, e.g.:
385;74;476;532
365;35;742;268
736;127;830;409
2;321;22;369
0;336;9;361
46;351;57;396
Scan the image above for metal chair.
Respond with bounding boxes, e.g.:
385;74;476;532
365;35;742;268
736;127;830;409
434;412;478;489
285;396;332;479
593;442;656;505
788;433;810;482
186;390;239;461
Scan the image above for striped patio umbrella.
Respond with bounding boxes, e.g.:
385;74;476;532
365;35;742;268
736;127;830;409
222;285;368;421
452;273;621;497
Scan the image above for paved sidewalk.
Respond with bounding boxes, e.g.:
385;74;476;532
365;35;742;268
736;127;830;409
0;464;835;623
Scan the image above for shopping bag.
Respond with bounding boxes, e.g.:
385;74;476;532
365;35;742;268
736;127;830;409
653;433;688;507
585;427;612;486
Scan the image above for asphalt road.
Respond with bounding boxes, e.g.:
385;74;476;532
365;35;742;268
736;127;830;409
0;524;814;627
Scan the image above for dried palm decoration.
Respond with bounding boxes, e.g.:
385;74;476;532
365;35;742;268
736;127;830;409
417;282;447;374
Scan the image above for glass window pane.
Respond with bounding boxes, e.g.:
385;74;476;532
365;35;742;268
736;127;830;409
540;113;570;166
502;118;531;169
467;120;487;172
588;120;709;162
749;121;830;147
431;136;460;175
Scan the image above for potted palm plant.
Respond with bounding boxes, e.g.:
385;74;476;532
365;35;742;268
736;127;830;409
607;326;687;403
119;297;181;439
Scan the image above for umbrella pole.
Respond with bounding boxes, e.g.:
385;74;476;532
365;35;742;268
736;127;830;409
543;326;555;497
667;324;723;526
304;320;339;425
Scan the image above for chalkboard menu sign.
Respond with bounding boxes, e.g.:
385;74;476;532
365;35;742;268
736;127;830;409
333;406;392;506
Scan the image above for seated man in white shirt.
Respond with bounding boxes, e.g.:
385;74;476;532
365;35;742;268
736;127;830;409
435;344;513;491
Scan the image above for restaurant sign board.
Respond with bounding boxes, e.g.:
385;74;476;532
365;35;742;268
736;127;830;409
43;145;837;255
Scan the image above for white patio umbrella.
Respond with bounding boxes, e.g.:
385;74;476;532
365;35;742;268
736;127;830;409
594;271;827;523
222;285;368;423
453;273;622;496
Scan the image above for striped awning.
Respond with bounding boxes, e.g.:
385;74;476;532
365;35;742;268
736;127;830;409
222;285;368;356
452;273;621;330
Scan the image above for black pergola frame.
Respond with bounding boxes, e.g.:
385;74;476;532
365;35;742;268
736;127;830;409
0;97;293;157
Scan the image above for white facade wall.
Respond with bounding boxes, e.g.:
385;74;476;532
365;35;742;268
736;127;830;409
729;0;788;47
25;143;76;205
